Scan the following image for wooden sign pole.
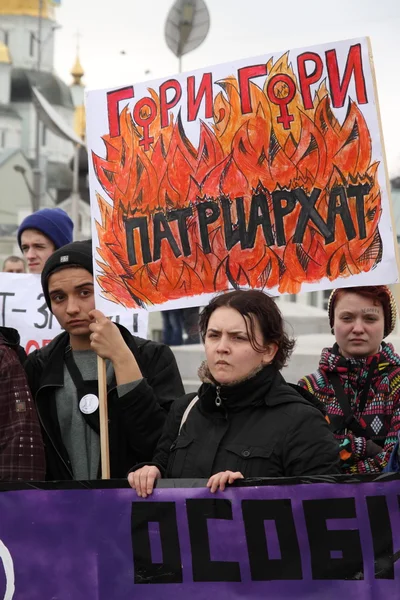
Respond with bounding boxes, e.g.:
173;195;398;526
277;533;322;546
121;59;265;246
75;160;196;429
97;355;110;479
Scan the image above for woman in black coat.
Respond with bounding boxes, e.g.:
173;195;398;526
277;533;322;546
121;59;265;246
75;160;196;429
128;290;340;496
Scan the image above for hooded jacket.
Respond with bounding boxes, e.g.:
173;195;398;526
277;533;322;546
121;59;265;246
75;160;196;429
24;325;184;480
146;364;340;479
0;327;45;481
298;341;400;474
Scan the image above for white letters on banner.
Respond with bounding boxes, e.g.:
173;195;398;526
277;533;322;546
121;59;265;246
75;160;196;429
0;274;148;355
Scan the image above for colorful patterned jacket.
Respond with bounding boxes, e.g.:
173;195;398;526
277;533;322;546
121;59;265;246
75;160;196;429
298;341;400;474
0;327;45;481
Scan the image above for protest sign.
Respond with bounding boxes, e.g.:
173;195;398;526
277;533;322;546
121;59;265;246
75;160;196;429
0;477;398;599
0;273;148;354
86;37;398;315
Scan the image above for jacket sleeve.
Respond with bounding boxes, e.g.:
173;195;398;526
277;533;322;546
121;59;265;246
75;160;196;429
128;395;193;475
282;405;341;476
139;342;185;411
343;401;400;474
113;342;185;462
0;347;45;481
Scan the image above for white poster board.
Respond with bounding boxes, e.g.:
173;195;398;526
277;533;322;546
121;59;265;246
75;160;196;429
86;37;398;317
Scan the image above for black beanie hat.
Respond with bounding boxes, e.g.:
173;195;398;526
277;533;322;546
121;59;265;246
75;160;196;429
41;240;93;310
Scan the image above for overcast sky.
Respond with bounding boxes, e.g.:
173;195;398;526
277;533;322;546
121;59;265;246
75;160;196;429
53;0;400;176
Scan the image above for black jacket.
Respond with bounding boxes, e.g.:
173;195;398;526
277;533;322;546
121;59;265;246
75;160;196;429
24;325;184;480
150;365;340;479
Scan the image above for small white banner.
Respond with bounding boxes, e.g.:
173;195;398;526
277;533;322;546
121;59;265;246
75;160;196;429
0;273;148;355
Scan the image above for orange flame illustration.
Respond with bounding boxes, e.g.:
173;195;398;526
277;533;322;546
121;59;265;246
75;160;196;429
92;56;381;308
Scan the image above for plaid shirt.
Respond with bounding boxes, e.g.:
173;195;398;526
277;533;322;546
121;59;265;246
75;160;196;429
0;336;45;481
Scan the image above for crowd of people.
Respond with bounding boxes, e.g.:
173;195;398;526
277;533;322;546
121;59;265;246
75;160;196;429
0;207;399;486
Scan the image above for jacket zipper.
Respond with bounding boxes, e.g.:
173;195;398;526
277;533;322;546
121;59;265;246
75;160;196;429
215;386;222;407
36;384;74;478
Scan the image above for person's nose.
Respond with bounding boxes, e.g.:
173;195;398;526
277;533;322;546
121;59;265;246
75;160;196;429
26;247;36;260
66;296;80;315
216;335;230;354
352;318;365;334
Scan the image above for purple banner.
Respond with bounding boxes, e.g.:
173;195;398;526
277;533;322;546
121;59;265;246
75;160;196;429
0;480;399;599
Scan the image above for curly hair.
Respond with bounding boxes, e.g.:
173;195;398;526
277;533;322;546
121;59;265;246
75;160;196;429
199;289;295;370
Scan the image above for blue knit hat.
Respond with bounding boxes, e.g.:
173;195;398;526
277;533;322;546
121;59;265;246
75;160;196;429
17;208;74;250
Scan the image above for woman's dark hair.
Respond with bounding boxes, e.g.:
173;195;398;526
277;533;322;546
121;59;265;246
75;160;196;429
199;289;295;370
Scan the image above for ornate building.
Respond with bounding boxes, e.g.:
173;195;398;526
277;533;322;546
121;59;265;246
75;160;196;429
0;0;89;258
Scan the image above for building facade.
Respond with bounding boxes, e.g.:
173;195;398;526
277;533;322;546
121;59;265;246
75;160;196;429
0;0;89;260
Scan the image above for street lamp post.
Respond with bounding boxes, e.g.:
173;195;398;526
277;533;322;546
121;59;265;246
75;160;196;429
165;0;210;74
177;2;194;72
32;0;44;212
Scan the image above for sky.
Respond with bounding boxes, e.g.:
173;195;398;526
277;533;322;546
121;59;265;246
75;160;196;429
53;0;400;176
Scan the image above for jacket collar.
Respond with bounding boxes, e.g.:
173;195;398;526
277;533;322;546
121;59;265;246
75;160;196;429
198;361;326;415
318;340;400;375
198;364;301;413
37;331;70;387
197;360;265;387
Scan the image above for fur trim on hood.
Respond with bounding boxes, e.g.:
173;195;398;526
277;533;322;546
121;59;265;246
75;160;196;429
198;360;266;387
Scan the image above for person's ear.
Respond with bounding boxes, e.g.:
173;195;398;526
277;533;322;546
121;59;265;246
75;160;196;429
331;327;335;335
262;342;278;365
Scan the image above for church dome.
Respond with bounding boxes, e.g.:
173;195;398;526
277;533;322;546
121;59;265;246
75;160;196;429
0;0;54;19
71;55;84;85
11;68;74;109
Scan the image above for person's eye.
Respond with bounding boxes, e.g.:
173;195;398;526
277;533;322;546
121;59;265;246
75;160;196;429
80;289;91;297
207;332;218;338
233;335;247;340
51;294;64;303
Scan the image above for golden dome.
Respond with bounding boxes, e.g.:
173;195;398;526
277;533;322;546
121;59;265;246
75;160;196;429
0;42;11;64
0;0;54;19
71;55;84;85
73;105;86;140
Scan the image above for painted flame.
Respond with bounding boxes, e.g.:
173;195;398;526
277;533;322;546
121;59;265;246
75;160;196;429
92;55;381;308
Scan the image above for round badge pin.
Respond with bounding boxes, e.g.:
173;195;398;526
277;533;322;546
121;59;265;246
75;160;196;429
79;394;99;415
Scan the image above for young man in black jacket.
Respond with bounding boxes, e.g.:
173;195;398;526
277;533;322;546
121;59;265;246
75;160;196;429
24;240;185;480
